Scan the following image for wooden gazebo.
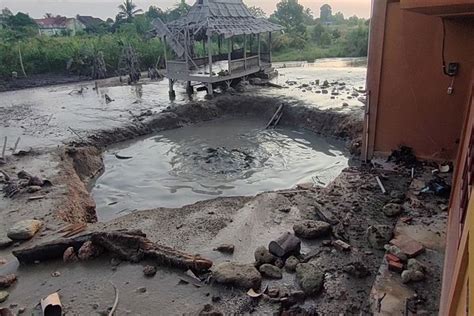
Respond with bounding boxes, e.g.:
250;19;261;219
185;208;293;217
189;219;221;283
153;0;283;97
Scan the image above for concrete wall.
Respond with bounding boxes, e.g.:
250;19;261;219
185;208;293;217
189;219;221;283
364;1;474;161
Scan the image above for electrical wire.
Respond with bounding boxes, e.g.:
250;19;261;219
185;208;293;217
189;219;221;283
441;18;448;76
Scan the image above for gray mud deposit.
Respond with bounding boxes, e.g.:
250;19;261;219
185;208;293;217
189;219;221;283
93;117;348;221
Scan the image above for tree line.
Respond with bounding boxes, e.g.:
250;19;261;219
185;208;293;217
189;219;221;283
0;0;369;79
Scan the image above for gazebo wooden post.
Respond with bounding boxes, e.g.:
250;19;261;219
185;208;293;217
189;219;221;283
257;33;261;67
164;36;175;99
243;34;247;70
207;33;213;96
184;29;193;94
268;31;272;63
228;37;232;75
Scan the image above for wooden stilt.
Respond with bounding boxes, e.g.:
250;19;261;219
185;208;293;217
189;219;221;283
208;34;213;76
244;34;247;70
169;79;176;99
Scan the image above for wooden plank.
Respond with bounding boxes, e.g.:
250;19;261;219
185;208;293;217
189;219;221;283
400;0;474;16
362;0;389;161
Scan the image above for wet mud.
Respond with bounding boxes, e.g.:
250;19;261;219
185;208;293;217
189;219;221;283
0;60;447;315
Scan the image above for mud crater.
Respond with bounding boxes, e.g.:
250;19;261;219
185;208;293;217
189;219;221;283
91;117;349;221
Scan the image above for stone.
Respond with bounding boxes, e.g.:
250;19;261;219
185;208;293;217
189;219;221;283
295;263;324;295
267;287;280;298
390;235;425;257
401;269;424;283
367;225;393;250
143;265;157;277
342;102;349;107
401;270;414;283
0;275;16;289
136;287;147;293
254;246;275;265
274;258;284;269
390;190;405;201
0;237;13;250
332;240;351;251
110;258;122;267
78;241;103;260
407;259;425;272
343;262;370;278
284;256;299;272
412;270;425;282
7;220;43;240
212;262;262;289
0;291;9;303
293;220;331;239
0;308;13;316
197;304;223;316
63;247;78;263
26;186;42;193
214;244;235;254
259;264;282;279
386;245;408;262
290;290;306;302
383;203;403;217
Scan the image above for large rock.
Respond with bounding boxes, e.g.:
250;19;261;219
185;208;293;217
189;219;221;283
293;220;331;239
0;237;13;249
382;203;403;217
259;264;282;279
7;220;43;240
212;262;262;289
367;225;392;250
285;256;299;272
254;246;275;265
78;241;103;260
295;263;324;295
0;291;8;303
0;275;16;289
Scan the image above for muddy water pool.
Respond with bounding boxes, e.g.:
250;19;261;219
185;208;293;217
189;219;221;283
92;117;348;221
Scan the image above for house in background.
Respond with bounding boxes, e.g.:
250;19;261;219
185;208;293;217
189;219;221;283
76;15;105;32
34;16;85;36
363;0;473;314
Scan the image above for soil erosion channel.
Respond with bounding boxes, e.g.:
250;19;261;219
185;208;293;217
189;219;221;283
93;117;348;221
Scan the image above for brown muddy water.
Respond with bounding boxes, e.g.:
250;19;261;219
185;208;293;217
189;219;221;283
92;117;348;221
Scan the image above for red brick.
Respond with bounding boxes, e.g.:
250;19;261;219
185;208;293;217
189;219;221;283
390;235;425;258
388;260;404;273
385;254;400;263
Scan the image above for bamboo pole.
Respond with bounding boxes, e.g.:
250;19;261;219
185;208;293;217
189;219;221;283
2;136;7;159
18;46;27;78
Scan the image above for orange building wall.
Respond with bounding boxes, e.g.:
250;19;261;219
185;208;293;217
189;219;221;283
365;1;474;161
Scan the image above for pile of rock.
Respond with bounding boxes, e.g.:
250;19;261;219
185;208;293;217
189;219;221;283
2;170;51;198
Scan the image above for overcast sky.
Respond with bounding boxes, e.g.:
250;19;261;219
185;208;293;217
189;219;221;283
1;0;371;20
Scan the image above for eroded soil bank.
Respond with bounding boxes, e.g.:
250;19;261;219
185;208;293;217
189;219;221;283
0;62;447;315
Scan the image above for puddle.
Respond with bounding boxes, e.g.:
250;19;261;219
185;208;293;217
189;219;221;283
92;117;348;221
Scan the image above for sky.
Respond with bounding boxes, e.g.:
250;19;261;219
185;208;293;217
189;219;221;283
0;0;371;20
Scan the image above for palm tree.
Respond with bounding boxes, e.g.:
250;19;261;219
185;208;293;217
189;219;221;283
117;0;142;21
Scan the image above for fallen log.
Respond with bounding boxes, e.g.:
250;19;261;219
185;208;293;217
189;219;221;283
12;230;213;272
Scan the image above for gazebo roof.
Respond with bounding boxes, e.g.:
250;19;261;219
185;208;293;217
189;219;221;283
167;0;283;37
